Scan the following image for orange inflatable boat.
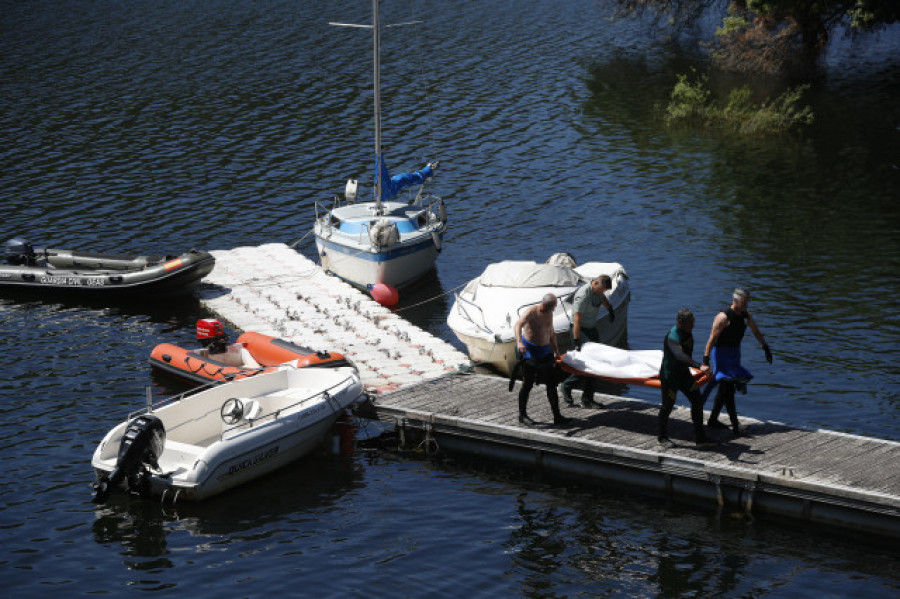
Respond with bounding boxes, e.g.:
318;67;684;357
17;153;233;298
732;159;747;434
150;331;353;385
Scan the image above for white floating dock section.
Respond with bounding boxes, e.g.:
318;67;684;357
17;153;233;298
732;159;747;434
195;243;471;394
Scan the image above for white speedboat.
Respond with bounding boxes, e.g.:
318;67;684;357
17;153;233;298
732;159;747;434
92;366;365;503
313;1;446;291
447;254;630;375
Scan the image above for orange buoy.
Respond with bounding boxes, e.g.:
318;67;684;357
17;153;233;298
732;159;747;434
370;282;399;307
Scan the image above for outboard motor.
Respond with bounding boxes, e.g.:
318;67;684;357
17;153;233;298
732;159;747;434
3;238;36;266
196;318;228;353
93;414;166;503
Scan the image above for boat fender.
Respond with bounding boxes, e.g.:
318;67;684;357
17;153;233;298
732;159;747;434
438;199;447;225
370;283;399;307
93;414;165;503
431;230;442;253
345;179;358;203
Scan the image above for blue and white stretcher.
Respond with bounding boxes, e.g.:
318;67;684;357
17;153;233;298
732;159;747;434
559;342;711;388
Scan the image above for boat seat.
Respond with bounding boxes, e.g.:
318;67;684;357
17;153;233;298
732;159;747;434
243;399;262;420
161;440;204;468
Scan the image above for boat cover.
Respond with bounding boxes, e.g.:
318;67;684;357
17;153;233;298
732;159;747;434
377;156;434;202
561;342;662;380
478;261;582;288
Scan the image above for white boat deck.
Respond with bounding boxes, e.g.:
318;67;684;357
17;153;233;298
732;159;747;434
197;243;470;394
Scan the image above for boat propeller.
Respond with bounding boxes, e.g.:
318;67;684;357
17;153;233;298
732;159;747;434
93;414;165;503
221;398;245;424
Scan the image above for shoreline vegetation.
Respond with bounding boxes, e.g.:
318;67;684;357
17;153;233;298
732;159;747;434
664;71;814;135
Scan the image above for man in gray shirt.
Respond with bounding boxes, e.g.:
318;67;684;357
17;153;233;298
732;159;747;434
560;275;615;408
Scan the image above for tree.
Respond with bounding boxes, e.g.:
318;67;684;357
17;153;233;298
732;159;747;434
612;0;900;76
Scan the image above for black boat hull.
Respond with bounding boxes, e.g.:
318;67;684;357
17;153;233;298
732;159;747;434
0;248;216;300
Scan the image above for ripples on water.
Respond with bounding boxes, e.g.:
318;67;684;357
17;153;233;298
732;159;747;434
2;0;899;596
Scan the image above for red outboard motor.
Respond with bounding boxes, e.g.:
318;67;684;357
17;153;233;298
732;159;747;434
196;318;228;353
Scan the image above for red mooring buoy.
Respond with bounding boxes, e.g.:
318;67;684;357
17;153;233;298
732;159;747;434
370;282;399;307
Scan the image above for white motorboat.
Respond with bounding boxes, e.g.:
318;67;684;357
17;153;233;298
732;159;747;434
447;254;630;375
313;1;447;291
92;366;365;503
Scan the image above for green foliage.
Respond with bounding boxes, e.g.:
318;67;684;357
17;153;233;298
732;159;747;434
715;14;750;37
665;71;814;134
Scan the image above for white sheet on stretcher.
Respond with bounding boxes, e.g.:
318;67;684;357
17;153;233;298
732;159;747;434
561;342;662;380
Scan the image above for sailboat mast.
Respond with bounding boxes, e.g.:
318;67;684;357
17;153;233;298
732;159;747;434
372;0;382;207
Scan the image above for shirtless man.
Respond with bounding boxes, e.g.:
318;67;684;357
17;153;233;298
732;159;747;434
512;294;570;426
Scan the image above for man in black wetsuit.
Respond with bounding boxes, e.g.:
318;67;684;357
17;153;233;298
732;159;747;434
658;308;715;448
702;288;772;436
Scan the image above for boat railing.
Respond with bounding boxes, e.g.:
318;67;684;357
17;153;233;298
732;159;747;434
453;292;493;336
129;380;221;421
219;374;362;438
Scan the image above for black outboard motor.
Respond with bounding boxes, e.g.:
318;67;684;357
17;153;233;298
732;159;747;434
3;238;36;266
93;414;166;503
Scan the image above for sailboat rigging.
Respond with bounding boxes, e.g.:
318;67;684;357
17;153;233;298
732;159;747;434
312;0;446;291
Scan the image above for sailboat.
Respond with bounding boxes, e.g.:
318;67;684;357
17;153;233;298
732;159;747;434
313;0;447;291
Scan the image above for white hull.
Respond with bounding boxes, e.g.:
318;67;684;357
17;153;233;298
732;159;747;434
92;367;365;502
314;200;445;290
447;259;630;375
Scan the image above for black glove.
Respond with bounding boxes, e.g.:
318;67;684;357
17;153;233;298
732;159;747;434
608;306;615;322
763;343;773;364
574;337;583;351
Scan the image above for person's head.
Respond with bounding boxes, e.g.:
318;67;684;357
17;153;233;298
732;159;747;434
196;318;228;351
676;308;695;331
591;275;612;294
538;293;558;314
732;288;750;311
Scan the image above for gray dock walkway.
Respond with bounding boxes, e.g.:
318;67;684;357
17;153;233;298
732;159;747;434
374;373;900;540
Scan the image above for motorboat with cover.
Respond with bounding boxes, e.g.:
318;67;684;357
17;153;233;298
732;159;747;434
0;238;215;299
447;253;630;375
92;365;365;503
559;342;711;388
150;320;353;385
312;1;447;291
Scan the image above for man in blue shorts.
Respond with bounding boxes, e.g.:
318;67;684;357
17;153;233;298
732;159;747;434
512;294;570;426
702;288;772;437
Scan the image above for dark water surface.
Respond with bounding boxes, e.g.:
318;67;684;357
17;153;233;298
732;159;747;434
2;0;899;596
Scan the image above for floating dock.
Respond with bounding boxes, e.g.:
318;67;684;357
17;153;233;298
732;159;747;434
197;243;471;394
197;244;900;540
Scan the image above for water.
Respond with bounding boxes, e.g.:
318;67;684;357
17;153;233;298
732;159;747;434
2;0;899;596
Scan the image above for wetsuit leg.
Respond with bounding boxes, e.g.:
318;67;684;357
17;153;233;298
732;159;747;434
708;382;726;424
719;382;740;433
546;375;563;420
658;386;676;440
684;382;709;442
710;381;738;430
518;363;536;419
